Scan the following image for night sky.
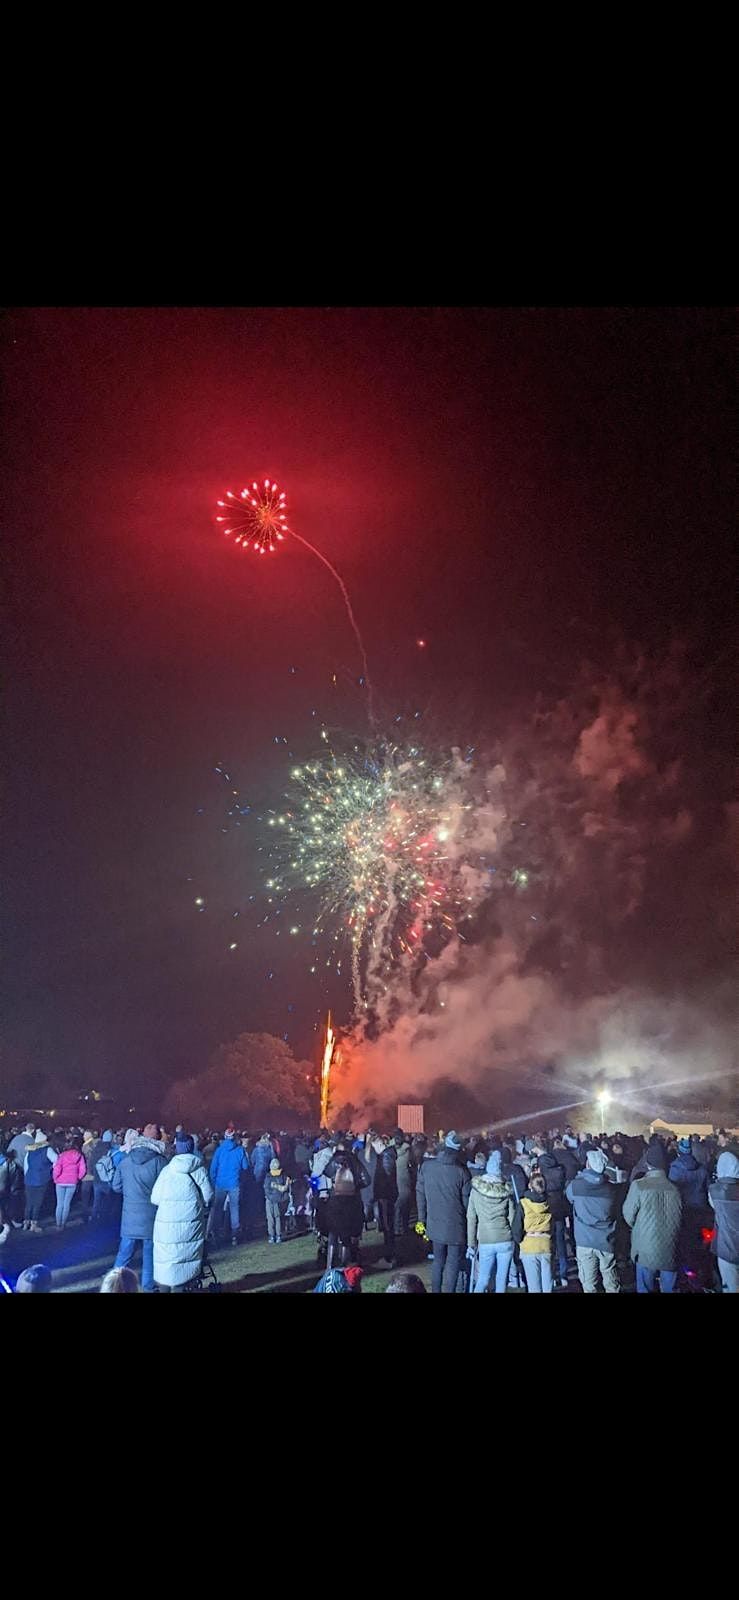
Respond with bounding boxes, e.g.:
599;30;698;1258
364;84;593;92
3;307;735;1112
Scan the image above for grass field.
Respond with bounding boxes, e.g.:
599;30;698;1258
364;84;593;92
1;1211;436;1294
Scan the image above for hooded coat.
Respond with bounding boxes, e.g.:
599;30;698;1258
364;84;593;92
467;1173;516;1247
112;1141;168;1239
150;1154;214;1287
566;1168;618;1250
52;1148;87;1187
708;1154;739;1264
209;1137;250;1191
416;1147;471;1246
622;1170;683;1271
668;1151;709;1211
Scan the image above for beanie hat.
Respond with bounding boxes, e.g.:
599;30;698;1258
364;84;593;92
342;1265;363;1291
646;1144;667;1170
270;1159;282;1173
586;1150;608;1173
176;1135;195;1154
445;1130;462;1150
102;1129;113;1142
716;1152;739;1180
677;1138;692;1154
486;1151;502;1179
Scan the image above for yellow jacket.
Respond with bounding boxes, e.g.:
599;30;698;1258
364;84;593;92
519;1194;553;1254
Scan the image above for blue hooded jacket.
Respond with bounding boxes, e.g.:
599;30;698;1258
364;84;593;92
668;1151;709;1211
209;1138;250;1190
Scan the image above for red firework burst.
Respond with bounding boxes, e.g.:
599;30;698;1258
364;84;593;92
215;479;289;554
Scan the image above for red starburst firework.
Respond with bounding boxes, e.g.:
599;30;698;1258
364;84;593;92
215;478;289;554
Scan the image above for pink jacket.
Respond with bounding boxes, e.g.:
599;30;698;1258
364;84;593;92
52;1149;87;1186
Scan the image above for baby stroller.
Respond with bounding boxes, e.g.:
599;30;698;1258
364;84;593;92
182;1244;221;1293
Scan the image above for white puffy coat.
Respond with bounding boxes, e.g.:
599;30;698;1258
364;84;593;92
151;1154;214;1287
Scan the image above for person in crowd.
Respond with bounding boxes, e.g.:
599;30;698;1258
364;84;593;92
250;1132;274;1189
264;1157;291;1245
150;1134;214;1291
23;1133;55;1232
622;1142;683;1293
0;1145;24;1231
80;1129;101;1216
501;1141;529;1287
15;1263;53;1293
552;1134;579;1186
201;1130;220;1167
512;1171;554;1293
417;1131;470;1293
566;1149;621;1293
208;1126;250;1247
8;1123;37;1171
669;1136;711;1285
604;1136;631;1263
629;1134;663;1184
466;1149;516;1293
51;1134;88;1230
91;1131;116;1223
393;1130;413;1240
385;1271;427;1293
320;1140;370;1266
100;1267;140;1292
708;1150;739;1293
532;1140;570;1287
111;1125;168;1292
368;1134;398;1266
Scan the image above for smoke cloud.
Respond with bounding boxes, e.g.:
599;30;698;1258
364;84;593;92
334;647;738;1124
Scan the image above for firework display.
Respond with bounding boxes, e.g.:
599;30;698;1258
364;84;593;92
260;734;509;1008
216;480;288;554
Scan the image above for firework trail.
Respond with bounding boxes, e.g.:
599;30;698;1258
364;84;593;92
217;478;376;724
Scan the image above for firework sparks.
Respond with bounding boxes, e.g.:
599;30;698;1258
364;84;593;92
261;734;507;1008
320;1011;336;1127
216;479;288;554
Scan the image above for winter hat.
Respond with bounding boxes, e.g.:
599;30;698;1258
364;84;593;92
677;1138;692;1154
445;1130;462;1150
486;1151;502;1179
102;1130;113;1142
352;1138;364;1151
646;1144;667;1170
176;1135;195;1155
586;1150;608;1173
716;1152;739;1180
342;1265;363;1291
270;1159;282;1173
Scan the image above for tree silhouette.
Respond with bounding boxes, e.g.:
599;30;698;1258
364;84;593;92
162;1031;313;1127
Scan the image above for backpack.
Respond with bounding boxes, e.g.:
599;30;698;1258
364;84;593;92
95;1151;116;1185
333;1160;357;1197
